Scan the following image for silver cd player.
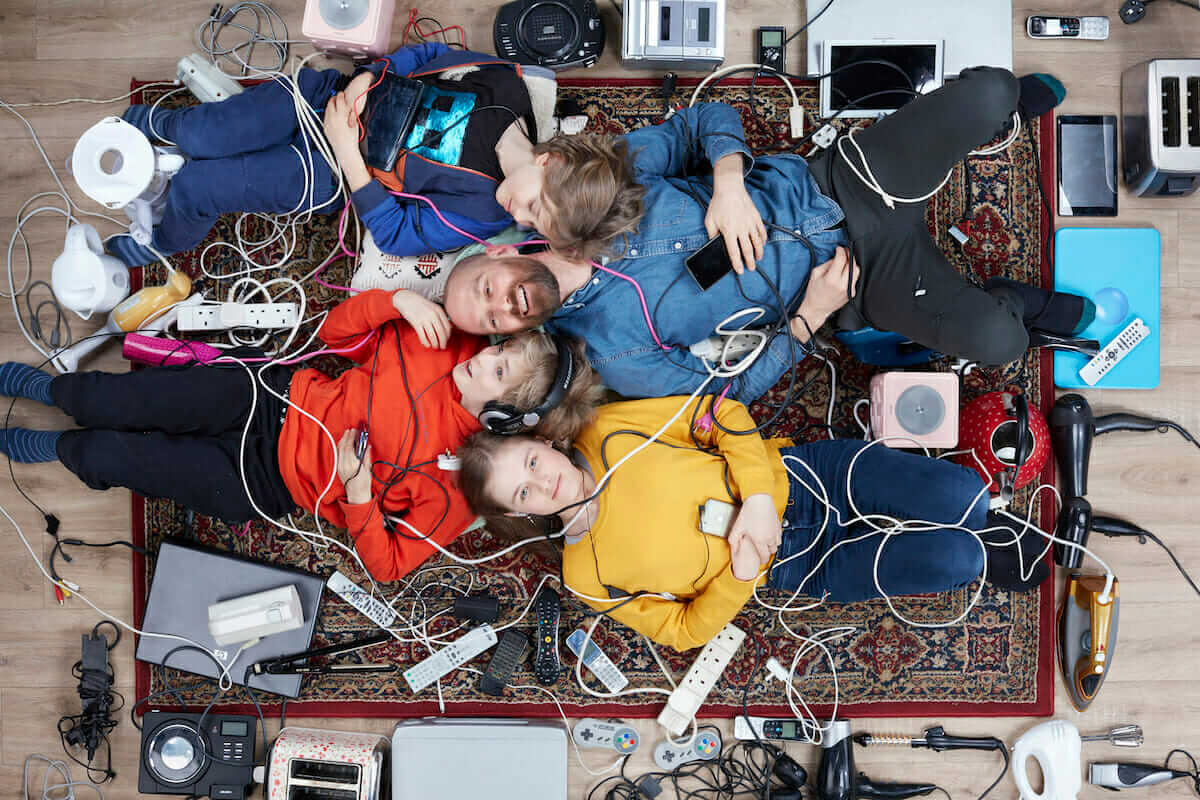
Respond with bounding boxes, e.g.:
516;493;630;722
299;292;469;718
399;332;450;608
621;0;725;71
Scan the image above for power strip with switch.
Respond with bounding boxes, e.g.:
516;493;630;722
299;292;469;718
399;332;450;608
656;623;745;735
178;302;299;331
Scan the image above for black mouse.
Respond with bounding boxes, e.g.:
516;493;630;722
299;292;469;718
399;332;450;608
1120;0;1147;23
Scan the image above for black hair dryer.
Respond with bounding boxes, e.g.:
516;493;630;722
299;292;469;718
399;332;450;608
1049;394;1176;568
818;721;937;800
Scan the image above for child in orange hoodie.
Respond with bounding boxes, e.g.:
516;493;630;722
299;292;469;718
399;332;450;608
0;288;605;581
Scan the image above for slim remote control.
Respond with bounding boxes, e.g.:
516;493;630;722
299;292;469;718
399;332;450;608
403;624;498;693
532;588;562;685
1078;318;1150;386
326;571;397;629
565;628;629;693
479;629;528;696
1026;15;1109;39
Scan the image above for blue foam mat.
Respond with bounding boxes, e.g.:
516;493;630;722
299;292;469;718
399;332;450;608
1052;227;1161;390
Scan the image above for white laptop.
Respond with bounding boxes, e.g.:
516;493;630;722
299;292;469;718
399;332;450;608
805;0;1012;78
819;40;944;118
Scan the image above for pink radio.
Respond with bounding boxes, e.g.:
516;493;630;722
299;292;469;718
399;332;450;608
302;0;396;59
868;371;959;449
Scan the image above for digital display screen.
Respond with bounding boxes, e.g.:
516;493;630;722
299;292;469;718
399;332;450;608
761;30;782;46
1058;117;1117;215
828;44;939;112
781;721;798;738
660;6;673;40
697;7;710;42
221;721;249;737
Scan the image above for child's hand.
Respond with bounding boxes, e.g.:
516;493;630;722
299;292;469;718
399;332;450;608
336;428;373;505
705;153;767;274
323;72;375;190
728;493;781;569
791;246;859;342
728;528;765;582
393;289;452;349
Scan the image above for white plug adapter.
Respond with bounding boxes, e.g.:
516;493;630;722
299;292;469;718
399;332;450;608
207;585;303;645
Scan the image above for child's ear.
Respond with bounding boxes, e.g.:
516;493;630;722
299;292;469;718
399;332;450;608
485;243;520;258
534;152;553;168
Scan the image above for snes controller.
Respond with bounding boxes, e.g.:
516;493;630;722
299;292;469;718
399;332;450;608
572;718;640;754
653;730;722;769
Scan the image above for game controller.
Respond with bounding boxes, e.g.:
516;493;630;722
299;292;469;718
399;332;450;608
572;718;640;754
653;730;722;769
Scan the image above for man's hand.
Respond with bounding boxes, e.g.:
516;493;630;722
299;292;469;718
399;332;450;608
791;246;860;342
323;71;375;192
726;493;781;581
393;289;452;349
705;154;767;274
336;428;373;505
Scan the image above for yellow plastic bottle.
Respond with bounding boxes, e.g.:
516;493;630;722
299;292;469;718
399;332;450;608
111;269;192;331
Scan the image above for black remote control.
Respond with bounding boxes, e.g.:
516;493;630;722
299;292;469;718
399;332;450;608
532;588;562;685
479;629;528;696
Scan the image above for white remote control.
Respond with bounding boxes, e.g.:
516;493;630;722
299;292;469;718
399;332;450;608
403;624;498;693
565;628;629;693
1026;15;1109;40
1078;318;1150;386
326;571;397;629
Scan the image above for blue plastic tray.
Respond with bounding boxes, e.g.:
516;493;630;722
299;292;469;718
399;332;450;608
1052;227;1160;390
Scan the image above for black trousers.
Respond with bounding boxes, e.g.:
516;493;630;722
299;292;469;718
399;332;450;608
52;365;296;523
809;67;1028;365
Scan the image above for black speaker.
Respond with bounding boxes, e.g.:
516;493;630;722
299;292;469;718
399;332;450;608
138;710;257;799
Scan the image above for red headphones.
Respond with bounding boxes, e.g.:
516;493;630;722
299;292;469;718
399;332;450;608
954;391;1050;503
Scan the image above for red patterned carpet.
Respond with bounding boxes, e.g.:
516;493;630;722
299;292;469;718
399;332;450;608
131;77;1055;719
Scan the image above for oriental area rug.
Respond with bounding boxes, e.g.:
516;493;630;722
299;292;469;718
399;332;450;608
130;76;1055;719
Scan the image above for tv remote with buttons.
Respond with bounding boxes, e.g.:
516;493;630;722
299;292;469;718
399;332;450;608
479;629;528;696
1026;15;1109;39
326;571;397;629
403;624;497;693
1078;317;1149;386
532;588;562;685
565;627;629;693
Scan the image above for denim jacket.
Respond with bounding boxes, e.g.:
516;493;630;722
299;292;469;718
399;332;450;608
544;103;849;402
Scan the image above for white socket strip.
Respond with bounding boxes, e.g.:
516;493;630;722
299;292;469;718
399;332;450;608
656;622;746;735
178;302;299;331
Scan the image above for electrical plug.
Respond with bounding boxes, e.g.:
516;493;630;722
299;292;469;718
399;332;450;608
811;124;838;149
765;656;791;683
789;105;805;138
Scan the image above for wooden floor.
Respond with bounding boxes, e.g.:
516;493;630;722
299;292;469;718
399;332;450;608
2;1;1198;797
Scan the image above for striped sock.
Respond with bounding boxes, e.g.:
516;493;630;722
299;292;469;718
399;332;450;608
0;362;54;405
0;428;62;463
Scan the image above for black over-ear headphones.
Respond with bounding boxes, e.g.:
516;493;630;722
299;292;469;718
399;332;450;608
478;334;575;435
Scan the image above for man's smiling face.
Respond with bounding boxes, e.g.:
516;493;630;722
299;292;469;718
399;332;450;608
442;252;560;335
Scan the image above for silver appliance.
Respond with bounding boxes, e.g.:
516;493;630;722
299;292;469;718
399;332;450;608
621;0;725;71
258;727;389;800
1121;58;1200;197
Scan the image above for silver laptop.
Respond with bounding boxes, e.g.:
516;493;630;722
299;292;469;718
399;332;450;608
391;719;567;800
805;0;1012;78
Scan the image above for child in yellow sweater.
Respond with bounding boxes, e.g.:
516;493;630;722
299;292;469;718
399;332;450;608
459;396;1047;650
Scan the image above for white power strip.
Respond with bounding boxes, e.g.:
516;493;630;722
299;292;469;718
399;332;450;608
178;302;299;331
656;623;745;735
403;624;498;693
177;53;244;102
689;332;763;362
326;571;398;629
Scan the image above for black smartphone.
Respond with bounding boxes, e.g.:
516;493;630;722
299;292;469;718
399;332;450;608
1057;114;1118;216
685;234;735;291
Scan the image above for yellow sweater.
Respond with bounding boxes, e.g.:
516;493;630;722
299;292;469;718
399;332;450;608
565;397;791;651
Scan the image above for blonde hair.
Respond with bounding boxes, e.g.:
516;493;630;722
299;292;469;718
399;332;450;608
533;135;645;262
500;331;606;443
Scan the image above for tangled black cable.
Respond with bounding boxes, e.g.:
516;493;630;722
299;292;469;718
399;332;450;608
57;621;123;784
1165;749;1200;796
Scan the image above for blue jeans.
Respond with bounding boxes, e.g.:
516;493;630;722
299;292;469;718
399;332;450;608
766;441;987;602
140;68;345;255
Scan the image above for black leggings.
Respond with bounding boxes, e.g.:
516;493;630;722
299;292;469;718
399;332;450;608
809;67;1029;365
52;365;296;523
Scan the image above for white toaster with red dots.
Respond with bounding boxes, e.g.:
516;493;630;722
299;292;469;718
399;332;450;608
258;727;389;800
